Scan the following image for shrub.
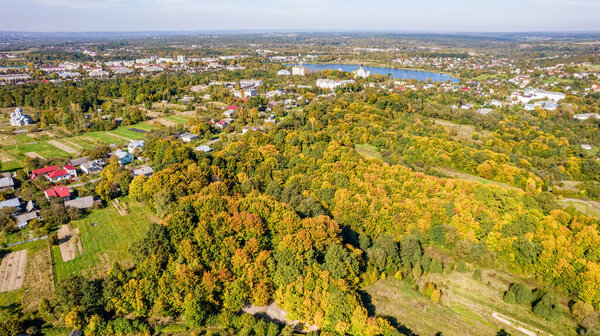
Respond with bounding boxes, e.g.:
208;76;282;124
507;283;532;305
472;269;483;281
430;259;443;273
532;292;560;321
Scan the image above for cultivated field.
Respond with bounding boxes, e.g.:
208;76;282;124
0;249;27;292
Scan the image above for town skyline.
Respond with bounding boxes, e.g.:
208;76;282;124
1;0;600;32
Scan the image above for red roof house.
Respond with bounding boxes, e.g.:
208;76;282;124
44;186;71;200
31;165;59;179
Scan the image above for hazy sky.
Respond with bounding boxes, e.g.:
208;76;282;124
1;0;600;32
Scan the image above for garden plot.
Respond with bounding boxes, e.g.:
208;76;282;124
0;249;27;292
47;140;79;155
57;225;82;262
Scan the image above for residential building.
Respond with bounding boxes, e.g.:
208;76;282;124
277;69;291;76
574;113;600;121
115;149;134;165
195;145;212;153
65;196;95;209
0;176;14;191
10;107;33;126
0;198;20;211
14;211;41;229
316;79;356;90
477;108;493;115
31;165;76;182
132;166;154;177
292;66;306;76
127;140;146;154
44;186;71;200
180;132;199;143
80;159;105;175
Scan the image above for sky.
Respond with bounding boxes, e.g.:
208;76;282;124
1;0;600;32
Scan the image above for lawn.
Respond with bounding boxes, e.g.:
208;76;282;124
164;115;192;124
355;144;383;160
365;270;577;336
51;198;156;282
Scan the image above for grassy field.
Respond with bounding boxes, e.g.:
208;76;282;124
434;166;521;191
51;198;157;282
355;144;383;160
365;270;577;336
559;198;600;218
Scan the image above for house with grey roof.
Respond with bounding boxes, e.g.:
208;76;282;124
64;196;95;209
132;166;154;177
0;176;14;191
127;140;145;154
115;149;134;165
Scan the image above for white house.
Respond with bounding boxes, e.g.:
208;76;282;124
127;140;146;154
180;132;199;143
277;69;291;76
574;113;600;121
316;79;355;90
292;66;306;76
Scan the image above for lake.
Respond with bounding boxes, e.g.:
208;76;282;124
297;64;460;83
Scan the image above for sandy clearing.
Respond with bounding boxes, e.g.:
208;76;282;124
47;140;79;155
0;249;27;292
25;152;45;160
58;225;80;262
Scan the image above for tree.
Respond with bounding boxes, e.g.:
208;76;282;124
184;298;207;328
324;243;359;279
532;292;560;321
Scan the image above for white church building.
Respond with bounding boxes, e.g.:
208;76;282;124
10;107;33;126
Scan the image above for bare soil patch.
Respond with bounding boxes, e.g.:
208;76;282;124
0;249;27;292
47;140;79;155
58;225;81;262
155;118;179;127
25;152;45;160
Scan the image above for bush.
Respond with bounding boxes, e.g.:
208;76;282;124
457;261;468;272
472;269;483;281
506;283;532;305
430;259;443;273
532;292;560;321
503;290;516;304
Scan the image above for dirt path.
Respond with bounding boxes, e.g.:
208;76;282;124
25;152;44;160
47;140;79;155
492;312;550;336
57;225;81;262
106;132;134;141
0;249;27;292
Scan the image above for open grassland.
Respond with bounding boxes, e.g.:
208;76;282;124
365;270;576;336
434;166;521;191
559;198;600;218
355;144;383;160
51;198;156;282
